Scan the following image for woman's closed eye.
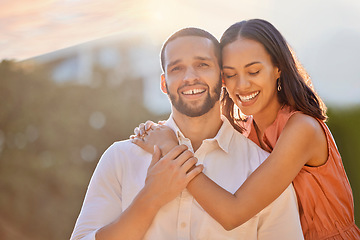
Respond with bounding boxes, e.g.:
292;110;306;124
249;70;260;76
224;73;237;79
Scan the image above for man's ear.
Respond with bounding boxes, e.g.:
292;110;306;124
160;74;167;94
221;72;226;87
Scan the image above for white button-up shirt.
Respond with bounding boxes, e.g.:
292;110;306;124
71;116;303;240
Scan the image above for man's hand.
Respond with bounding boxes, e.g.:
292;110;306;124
144;145;203;209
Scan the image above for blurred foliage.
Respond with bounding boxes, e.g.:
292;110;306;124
0;60;168;240
0;59;358;239
327;107;360;225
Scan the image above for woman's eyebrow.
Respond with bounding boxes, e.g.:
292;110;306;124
244;61;261;68
223;61;261;70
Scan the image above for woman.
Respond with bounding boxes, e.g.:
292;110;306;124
132;19;360;239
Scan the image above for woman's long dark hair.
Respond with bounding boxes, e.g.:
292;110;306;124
220;19;327;133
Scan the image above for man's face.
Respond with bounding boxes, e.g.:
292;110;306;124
161;36;222;118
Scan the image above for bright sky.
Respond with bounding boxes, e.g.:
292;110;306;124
1;0;360;105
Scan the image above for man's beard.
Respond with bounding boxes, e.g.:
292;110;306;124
166;79;222;117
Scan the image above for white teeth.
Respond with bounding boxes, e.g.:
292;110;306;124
182;89;205;95
238;91;259;102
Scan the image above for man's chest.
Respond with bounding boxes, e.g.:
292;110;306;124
120;152;261;240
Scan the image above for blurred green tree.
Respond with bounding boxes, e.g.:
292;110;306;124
327;107;360;225
0;60;167;240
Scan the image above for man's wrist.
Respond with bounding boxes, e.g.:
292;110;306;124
136;186;164;213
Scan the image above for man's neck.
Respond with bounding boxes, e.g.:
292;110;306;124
172;103;223;152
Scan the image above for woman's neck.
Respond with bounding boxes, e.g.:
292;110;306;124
252;101;283;139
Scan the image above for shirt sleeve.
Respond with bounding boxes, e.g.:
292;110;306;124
257;184;304;240
70;143;123;240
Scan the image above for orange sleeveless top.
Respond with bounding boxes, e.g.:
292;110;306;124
243;106;360;240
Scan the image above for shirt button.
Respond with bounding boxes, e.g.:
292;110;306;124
180;222;187;228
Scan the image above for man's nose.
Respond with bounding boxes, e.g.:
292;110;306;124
183;67;199;82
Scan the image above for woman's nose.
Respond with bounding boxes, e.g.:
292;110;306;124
235;76;251;90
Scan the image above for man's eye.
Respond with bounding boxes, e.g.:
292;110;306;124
199;63;209;67
171;66;181;72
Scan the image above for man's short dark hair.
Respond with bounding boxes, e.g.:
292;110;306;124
160;28;221;72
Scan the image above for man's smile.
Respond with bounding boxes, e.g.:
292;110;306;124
181;88;206;95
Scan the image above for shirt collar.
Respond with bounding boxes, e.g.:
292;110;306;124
164;114;234;154
164;113;185;139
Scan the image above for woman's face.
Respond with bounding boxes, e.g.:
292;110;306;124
222;37;281;119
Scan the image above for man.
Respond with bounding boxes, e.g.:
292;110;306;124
71;28;303;240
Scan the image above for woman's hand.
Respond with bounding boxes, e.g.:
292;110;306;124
131;121;179;155
132;120;158;138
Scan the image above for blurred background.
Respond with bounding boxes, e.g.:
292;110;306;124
0;0;359;239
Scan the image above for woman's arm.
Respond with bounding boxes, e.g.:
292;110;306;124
187;113;327;230
131;114;327;230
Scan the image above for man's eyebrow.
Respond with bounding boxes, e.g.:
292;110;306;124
223;61;261;69
167;59;181;69
194;56;212;61
167;56;213;69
